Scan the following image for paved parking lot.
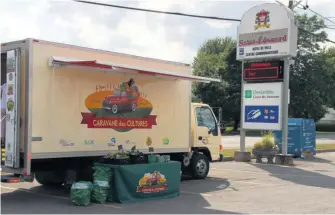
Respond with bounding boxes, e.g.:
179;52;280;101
1;152;335;214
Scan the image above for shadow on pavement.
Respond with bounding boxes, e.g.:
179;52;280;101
182;175;231;194
249;162;335;190
299;157;335;167
1;177;239;214
116;177;237;214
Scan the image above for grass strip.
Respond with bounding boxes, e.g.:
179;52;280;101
222;144;335;158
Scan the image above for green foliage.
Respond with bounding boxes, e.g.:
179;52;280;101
192;37;241;125
253;142;263;150
289;14;335;121
261;133;275;150
322;47;335;109
253;133;275;150
316;123;335;132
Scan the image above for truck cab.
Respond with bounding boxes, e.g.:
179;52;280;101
177;103;222;179
191;103;221;160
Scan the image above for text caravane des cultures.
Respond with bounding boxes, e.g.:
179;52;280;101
81;114;157;129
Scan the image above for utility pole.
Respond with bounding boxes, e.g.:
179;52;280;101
281;0;296;155
288;0;303;9
288;0;294;9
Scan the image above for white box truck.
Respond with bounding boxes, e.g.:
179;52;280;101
1;39;222;186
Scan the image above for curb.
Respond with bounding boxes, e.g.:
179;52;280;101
316;149;335;153
222;149;335;162
223;156;255;161
223;157;234;161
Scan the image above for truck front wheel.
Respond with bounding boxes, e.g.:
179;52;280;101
191;153;210;179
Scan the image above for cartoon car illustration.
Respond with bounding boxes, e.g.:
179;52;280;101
102;78;140;114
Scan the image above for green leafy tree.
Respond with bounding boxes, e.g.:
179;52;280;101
321;47;335;109
192;37;242;129
289;14;335;120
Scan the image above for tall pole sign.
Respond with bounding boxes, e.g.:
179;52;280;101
236;3;298;156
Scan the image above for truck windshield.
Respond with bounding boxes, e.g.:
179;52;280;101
196;107;218;136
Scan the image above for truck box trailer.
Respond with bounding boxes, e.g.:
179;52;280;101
1;38;222;186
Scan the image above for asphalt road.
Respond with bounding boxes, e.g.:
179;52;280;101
222;133;335;149
1;152;335;214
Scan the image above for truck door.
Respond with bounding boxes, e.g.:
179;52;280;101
1;49;21;168
195;106;221;161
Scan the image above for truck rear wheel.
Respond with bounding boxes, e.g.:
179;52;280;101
35;171;64;186
191;153;209;179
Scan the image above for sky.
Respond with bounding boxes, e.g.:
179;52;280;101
0;0;334;64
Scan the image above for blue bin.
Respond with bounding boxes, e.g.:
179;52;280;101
273;118;316;157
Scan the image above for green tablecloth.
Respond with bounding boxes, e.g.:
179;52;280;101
94;161;181;203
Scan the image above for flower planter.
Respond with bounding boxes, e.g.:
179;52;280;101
252;149;278;164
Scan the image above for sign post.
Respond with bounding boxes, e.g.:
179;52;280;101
239;63;246;153
281;58;290;155
235;2;298;163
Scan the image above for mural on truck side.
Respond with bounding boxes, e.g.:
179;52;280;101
81;78;157;132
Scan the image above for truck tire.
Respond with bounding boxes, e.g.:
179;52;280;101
35;171;63;186
191;153;210;179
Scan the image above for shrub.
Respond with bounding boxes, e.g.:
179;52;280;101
262;140;275;150
262;133;275;149
253;141;263;150
316;123;335;132
253;133;276;150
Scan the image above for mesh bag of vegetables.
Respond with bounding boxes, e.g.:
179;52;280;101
92;166;112;182
91;180;110;204
70;181;93;206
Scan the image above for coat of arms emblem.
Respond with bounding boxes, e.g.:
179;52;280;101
254;9;270;30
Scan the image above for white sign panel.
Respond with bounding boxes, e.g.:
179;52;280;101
5;50;18;167
237;3;298;60
242;82;282;130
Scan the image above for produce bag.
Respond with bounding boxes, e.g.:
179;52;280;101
70;181;93;206
157;155;166;163
92;166;111;182
91;180;110;204
148;155;157;164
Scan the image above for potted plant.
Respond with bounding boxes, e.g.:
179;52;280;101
253;141;264;163
252;133;278;164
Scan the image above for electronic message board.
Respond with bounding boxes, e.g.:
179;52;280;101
243;61;284;81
